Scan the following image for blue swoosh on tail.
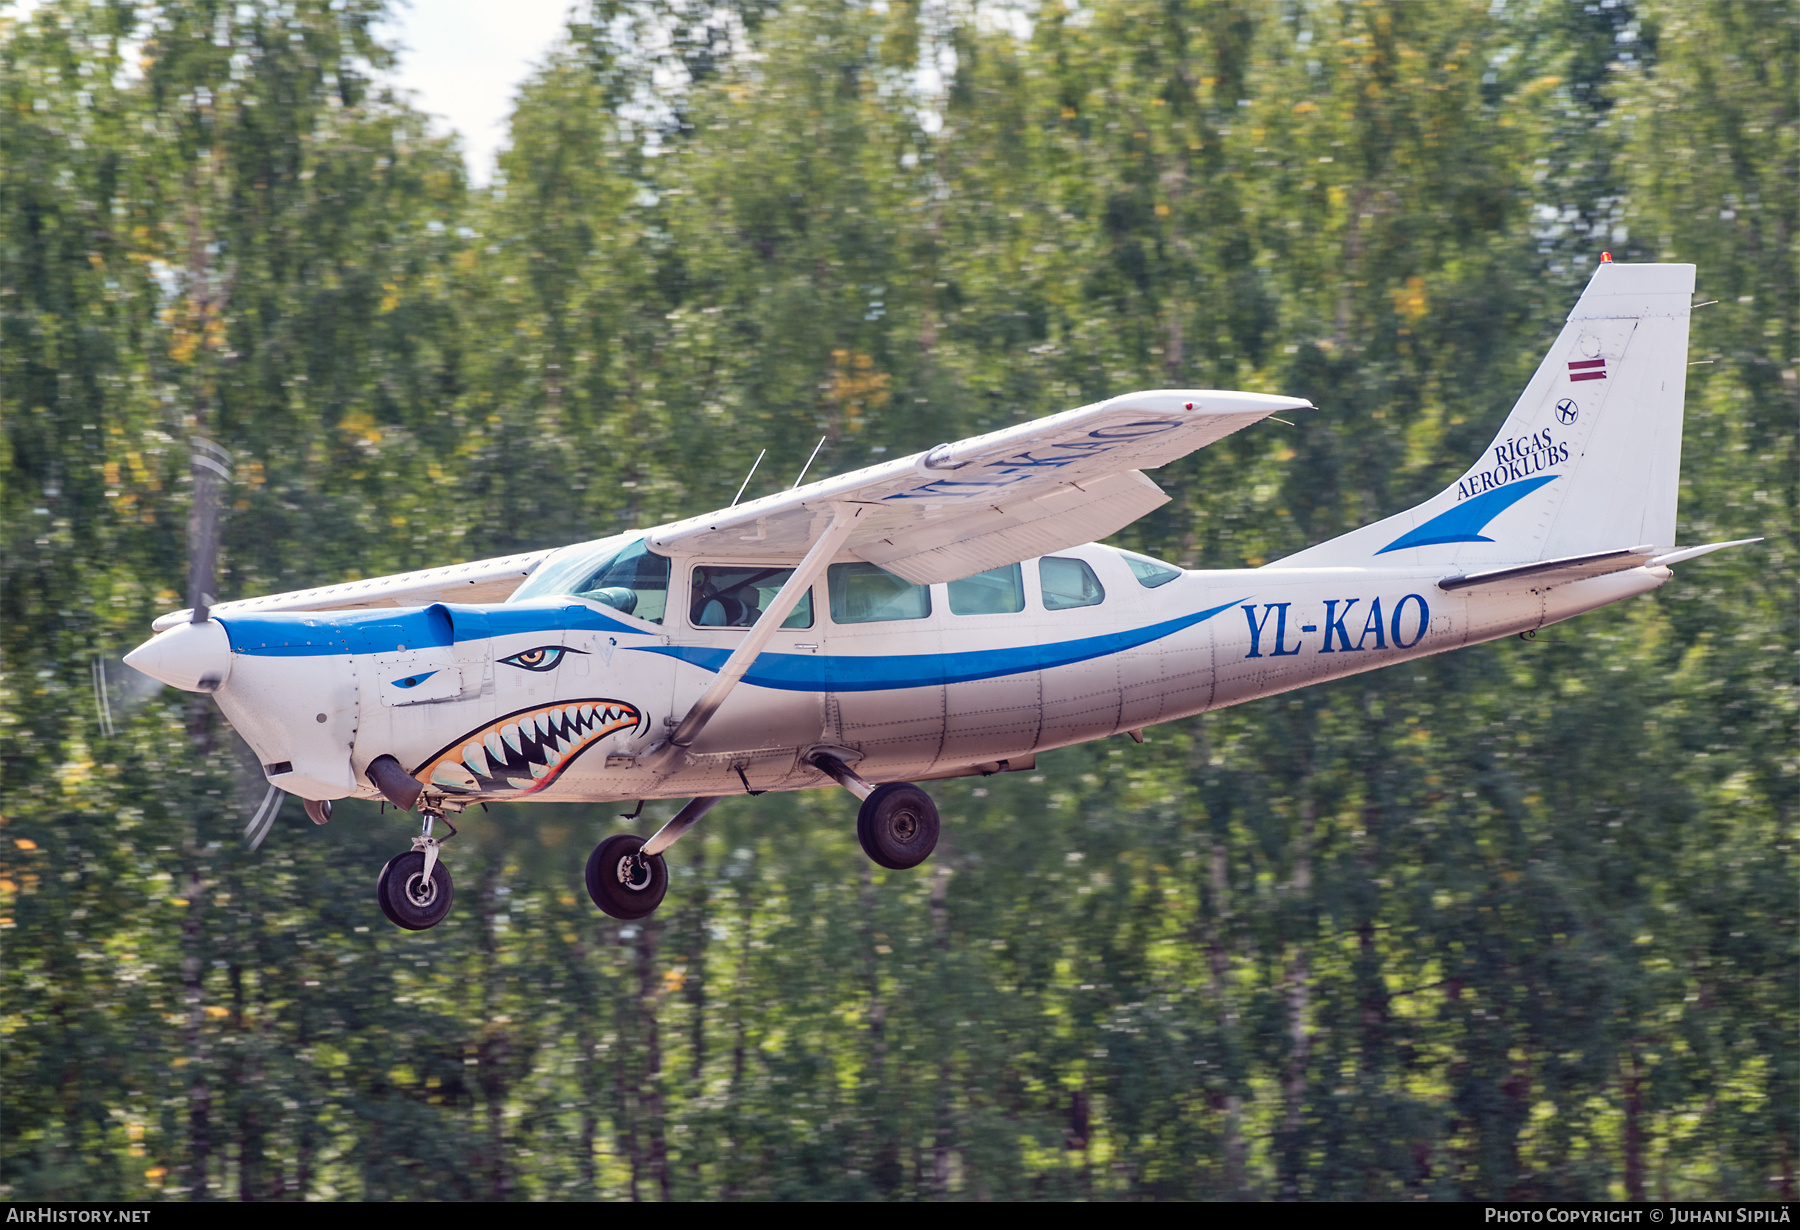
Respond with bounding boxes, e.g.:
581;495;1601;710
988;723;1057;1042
628;598;1246;693
1376;475;1557;555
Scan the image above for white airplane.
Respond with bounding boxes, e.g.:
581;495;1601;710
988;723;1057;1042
126;260;1754;930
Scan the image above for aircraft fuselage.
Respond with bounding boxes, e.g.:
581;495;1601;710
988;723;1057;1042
206;541;1668;808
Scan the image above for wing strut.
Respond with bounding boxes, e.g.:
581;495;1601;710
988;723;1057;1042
648;502;863;773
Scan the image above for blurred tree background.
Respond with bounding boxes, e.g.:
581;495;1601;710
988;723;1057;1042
2;0;1793;1201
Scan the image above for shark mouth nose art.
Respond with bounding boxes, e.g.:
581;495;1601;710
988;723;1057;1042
413;699;646;797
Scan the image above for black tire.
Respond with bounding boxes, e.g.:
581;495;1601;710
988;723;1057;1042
857;783;939;870
585;834;668;920
377;850;454;930
375;854;404;927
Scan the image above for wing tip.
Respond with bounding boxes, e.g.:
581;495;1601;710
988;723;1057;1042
1106;389;1313;415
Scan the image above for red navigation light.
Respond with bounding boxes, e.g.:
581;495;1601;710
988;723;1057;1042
1184;402;1194;410
1600;251;1613;263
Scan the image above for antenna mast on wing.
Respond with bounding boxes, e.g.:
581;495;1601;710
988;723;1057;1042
792;436;827;488
730;449;766;507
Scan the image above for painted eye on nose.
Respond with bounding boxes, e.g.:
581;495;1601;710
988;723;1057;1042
500;645;585;673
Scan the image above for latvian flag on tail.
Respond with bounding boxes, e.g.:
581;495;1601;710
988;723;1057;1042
1568;358;1607;382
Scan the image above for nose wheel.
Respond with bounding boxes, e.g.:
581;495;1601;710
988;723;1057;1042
585;833;669;920
376;808;456;930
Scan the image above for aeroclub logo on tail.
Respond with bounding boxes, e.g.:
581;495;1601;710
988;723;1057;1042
1377;475;1557;554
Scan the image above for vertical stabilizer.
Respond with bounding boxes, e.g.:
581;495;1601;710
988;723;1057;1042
1272;261;1695;569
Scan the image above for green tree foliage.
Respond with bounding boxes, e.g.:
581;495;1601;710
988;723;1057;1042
2;0;1793;1200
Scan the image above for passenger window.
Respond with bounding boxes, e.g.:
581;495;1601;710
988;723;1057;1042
828;562;931;624
1122;550;1182;589
948;564;1024;616
689;565;813;629
1040;557;1105;610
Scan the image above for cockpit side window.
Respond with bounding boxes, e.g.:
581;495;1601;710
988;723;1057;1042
507;536;671;623
690;565;813;629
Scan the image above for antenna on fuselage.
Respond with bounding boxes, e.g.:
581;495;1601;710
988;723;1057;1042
792;435;827;489
730;448;766;507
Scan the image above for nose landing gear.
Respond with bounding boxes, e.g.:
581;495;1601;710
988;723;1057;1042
377;807;456;930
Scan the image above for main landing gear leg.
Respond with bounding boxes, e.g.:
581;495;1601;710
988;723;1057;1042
586;796;722;921
809;751;940;871
377;806;456;930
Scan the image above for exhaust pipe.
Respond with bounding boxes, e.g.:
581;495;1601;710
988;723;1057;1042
366;755;424;812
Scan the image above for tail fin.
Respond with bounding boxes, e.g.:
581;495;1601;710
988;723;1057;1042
1273;261;1695;569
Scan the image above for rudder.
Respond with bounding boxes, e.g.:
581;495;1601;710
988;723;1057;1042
1272;260;1695;570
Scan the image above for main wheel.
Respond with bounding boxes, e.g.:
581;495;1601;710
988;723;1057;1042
375;855;404;927
376;850;454;930
857;783;940;870
586;834;668;921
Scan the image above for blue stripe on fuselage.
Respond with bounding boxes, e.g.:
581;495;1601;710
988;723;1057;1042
626;598;1245;692
218;600;644;656
217;595;1244;689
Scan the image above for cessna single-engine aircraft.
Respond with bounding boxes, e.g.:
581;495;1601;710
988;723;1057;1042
126;260;1754;930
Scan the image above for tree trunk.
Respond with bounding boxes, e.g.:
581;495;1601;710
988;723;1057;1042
1623;1044;1646;1202
1205;838;1248;1197
474;871;514;1201
181;863;211;1200
565;917;602;1197
860;863;900;1192
229;958;266;1201
931;865;952;1199
636;917;669;1201
1279;794;1316;1200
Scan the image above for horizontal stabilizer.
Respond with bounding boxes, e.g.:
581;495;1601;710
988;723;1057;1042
1650;537;1763;567
1437;545;1656;592
1437;537;1760;593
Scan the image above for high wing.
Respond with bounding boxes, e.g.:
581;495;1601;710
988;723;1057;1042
649;389;1308;583
147;388;1303;631
150;548;555;632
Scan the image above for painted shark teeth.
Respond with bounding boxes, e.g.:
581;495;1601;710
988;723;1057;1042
413;698;643;799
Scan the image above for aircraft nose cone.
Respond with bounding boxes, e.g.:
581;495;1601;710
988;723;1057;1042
123;619;233;693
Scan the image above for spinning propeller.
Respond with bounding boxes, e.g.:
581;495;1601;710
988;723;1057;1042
183;435;286;849
182;438;285;849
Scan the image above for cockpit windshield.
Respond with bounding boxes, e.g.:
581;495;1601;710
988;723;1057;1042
507;534;671;623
